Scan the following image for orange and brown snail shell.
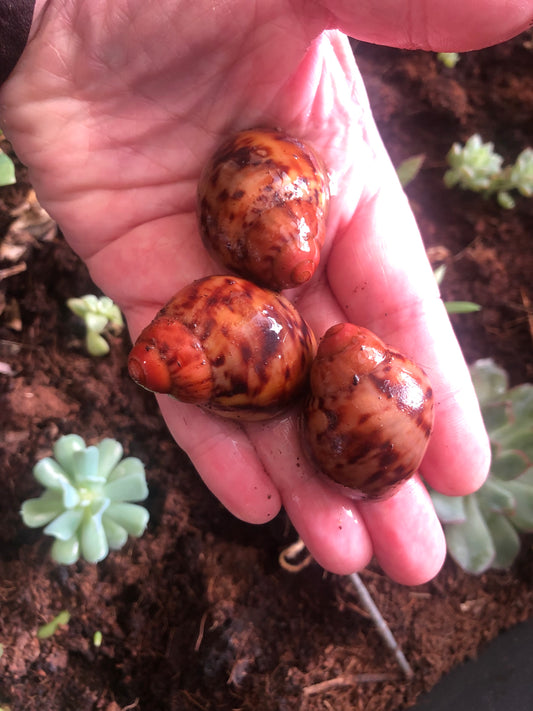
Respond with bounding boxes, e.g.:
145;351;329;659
303;323;434;499
128;275;317;420
197;128;330;290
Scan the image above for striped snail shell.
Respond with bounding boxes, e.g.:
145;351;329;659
303;323;434;499
197;128;330;290
128;275;317;420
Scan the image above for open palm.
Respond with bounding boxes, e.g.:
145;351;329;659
3;0;531;583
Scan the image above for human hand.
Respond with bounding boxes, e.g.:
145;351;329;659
2;0;531;584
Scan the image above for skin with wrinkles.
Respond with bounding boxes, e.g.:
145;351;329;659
197;128;330;290
2;0;531;583
304;323;434;498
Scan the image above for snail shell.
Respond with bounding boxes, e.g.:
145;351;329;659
303;323;434;499
128;275;317;420
197;128;330;290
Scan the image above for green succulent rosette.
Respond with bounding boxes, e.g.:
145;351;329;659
430;359;533;574
21;435;149;564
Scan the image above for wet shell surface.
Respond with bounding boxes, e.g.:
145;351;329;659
128;275;317;420
303;323;434;499
197;128;330;290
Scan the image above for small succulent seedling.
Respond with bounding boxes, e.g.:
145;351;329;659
67;294;124;356
21;435;149;564
37;610;71;639
396;154;425;189
444;134;533;208
0;149;16;187
430;359;533;574
437;52;460;68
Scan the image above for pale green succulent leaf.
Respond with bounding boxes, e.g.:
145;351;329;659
491;449;531;481
96;438;124;480
485;513;521;570
84;312;108;333
510;147;533;196
504;480;533;531
437;52;460;68
0;150;16;186
53;434;86;473
80;516;109;563
106;456;145;483
102;517;129;550
51;536;80;565
32;458;80;507
21;492;64;528
481;401;509;434
476;476;515;513
44;509;83;541
508;384;533;419
516;466;533;486
429;490;466;523
492;424;533;461
106;502;149;537
445;496;495;574
469;358;508;406
86;330;110;356
103;470;148;502
71;445;104;484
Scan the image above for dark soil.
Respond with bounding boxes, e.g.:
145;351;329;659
1;33;532;711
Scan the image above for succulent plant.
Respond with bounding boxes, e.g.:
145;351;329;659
67;294;124;356
0;148;16;186
437;52;460;68
21;435;149;564
430;359;533;574
444;134;533;209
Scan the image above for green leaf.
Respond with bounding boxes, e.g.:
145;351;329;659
50;536;80;565
504;480;533;531
508;384;533;420
106;502;149;537
86;330;110;356
477;476;516;513
492;424;533;461
437;52;460;68
96;438;124;480
37;611;70;639
0;151;16;186
469;359;508;406
103;471;148;503
490;449;530;480
21;493;64;528
53;435;86;475
102;517;128;550
44;509;83;541
429;490;466;523
80;514;109;563
71;445;104;484
396;154;425;188
481;401;508;434
485;513;521;569
445;495;495;574
32;458;81;508
445;301;482;314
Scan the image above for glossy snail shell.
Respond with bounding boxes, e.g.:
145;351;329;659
303;323;434;499
128;275;317;420
197;128;330;290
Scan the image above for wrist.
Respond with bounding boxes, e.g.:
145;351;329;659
0;0;38;85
